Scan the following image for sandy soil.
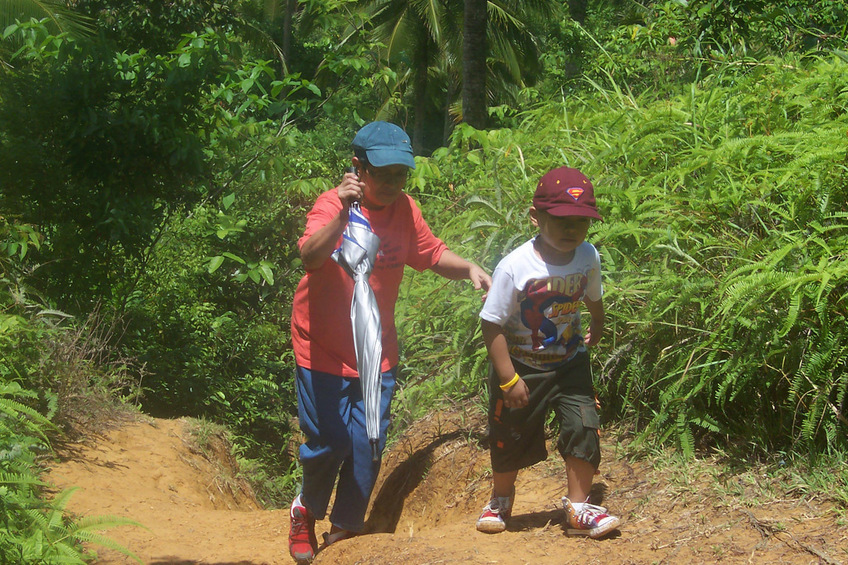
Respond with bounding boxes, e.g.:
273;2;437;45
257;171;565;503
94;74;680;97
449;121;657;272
44;409;847;565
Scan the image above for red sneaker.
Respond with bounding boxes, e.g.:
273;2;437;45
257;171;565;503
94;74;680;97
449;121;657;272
476;495;512;533
289;495;317;563
562;496;620;539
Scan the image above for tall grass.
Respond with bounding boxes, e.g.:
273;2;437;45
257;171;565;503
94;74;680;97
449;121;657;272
398;53;848;459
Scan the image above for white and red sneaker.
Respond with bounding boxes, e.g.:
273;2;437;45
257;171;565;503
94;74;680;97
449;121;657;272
476;495;513;533
562;496;620;538
289;494;317;563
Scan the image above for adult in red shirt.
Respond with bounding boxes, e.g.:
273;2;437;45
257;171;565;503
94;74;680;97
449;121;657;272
288;121;491;563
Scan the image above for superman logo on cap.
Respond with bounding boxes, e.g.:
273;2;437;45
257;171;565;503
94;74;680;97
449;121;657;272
567;187;585;200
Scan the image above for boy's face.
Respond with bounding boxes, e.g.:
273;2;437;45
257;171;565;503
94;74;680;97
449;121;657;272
353;157;409;209
530;207;592;259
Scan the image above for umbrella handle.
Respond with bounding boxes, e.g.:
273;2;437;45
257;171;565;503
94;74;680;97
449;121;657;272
344;166;363;210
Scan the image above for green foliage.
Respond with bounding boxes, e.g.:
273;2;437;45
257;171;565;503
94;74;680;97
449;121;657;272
3;0;848;512
391;51;848;460
0;1;94;40
353;0;555;152
539;0;848;103
73;0;240;54
688;0;848;54
0;381;142;563
0;21;321;311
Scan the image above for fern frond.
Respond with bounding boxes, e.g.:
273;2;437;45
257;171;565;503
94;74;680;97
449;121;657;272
0;472;44;487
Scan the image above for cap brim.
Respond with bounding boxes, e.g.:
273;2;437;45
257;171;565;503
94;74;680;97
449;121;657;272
366;149;416;169
542;205;602;220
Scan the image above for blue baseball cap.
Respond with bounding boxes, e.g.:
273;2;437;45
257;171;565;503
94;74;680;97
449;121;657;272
352;121;416;169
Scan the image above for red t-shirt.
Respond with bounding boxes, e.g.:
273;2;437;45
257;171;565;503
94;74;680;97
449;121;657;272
291;189;448;377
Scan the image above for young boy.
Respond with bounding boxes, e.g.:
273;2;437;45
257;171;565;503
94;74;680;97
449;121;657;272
289;121;491;563
476;166;620;539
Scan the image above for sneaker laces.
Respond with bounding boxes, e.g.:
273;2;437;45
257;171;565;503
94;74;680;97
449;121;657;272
291;510;310;537
489;495;512;514
574;502;609;527
290;496;314;543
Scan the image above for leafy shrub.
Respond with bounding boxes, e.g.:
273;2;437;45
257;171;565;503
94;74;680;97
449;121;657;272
395;54;848;458
1;218;144;561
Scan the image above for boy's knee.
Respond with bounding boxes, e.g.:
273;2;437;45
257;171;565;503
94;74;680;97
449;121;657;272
556;399;601;468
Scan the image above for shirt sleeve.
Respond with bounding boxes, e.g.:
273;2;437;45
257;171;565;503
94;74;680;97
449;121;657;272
297;190;343;250
584;245;603;302
405;196;447;272
479;264;517;326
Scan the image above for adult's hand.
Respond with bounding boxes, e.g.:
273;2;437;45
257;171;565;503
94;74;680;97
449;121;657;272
337;169;365;207
468;263;492;292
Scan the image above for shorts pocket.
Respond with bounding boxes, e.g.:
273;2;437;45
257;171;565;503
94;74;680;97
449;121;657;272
579;403;600;430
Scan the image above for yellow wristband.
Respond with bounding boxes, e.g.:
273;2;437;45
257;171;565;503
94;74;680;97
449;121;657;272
499;374;520;391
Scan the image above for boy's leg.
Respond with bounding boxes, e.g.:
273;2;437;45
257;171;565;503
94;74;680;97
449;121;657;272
565;455;595;503
559;431;620;538
553;391;603;512
477;469;518;533
550;354;601;478
328;369;397;533
550;355;620;538
479;364;550;534
493;469;519;498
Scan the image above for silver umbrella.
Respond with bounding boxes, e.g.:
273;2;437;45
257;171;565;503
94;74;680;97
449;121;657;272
332;199;383;462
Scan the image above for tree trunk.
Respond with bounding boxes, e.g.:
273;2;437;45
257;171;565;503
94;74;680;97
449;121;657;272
412;43;430;156
568;0;588;25
462;0;487;129
443;79;457;145
282;0;296;70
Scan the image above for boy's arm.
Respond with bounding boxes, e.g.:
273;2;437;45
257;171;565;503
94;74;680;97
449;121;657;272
482;319;529;409
431;250;492;291
583;297;605;347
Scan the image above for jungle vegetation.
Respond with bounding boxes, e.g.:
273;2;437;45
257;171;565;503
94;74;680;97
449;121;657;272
1;0;847;560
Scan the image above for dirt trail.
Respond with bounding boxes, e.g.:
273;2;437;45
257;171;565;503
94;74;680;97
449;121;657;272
44;410;847;564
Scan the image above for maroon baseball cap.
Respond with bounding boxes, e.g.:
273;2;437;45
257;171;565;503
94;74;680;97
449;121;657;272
532;167;602;220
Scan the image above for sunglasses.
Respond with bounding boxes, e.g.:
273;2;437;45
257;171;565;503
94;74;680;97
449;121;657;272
364;166;409;184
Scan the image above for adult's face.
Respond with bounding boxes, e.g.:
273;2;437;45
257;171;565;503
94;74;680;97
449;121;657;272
357;161;409;209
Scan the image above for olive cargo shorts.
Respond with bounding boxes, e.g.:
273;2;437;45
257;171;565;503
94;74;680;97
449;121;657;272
488;352;601;473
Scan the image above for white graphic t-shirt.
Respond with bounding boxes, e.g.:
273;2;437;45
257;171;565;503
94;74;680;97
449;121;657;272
480;238;602;370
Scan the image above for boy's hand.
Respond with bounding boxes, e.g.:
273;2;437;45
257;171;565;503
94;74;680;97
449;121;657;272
502;378;529;409
584;320;603;347
337;170;365;207
583;298;604;347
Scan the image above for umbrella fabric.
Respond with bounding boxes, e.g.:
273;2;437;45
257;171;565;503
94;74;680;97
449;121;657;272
332;201;383;461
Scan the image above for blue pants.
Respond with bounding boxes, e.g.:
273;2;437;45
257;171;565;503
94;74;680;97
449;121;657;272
295;365;397;532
